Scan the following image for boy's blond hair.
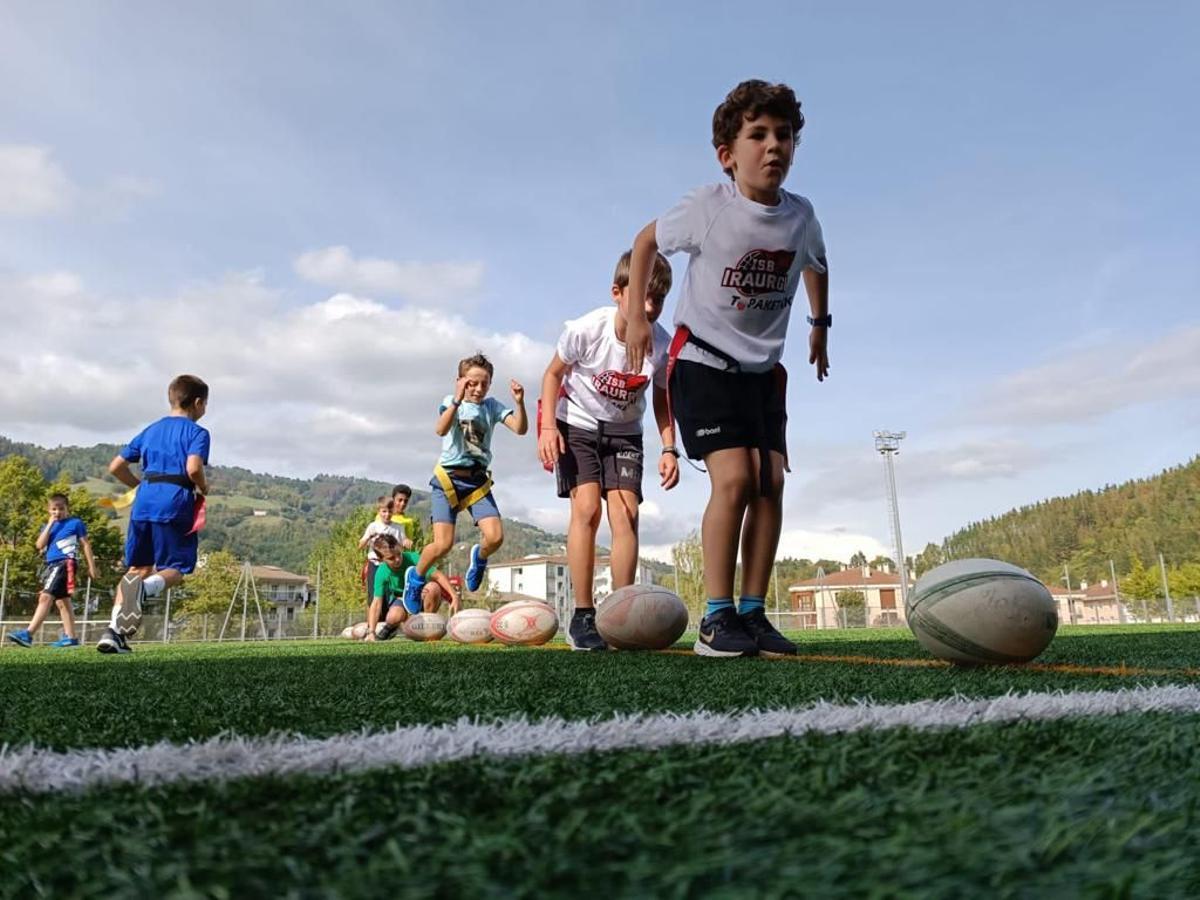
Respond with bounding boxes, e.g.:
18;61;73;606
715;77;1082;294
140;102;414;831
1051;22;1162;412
614;250;672;298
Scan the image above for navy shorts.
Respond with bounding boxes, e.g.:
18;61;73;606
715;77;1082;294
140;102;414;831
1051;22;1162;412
124;520;199;574
554;420;644;501
669;360;787;461
39;560;77;599
429;471;500;525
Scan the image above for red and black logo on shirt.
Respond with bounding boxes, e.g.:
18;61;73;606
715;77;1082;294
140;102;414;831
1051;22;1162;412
592;371;649;407
721;249;795;296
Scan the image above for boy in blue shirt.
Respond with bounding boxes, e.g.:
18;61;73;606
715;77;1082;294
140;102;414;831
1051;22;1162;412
6;493;97;648
403;353;527;608
97;374;211;654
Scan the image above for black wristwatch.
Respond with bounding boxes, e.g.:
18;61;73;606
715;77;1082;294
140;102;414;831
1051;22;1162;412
806;314;832;328
661;446;680;457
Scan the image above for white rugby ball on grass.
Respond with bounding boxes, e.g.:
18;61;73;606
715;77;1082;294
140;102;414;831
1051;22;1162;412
448;608;494;644
595;585;689;650
403;612;447;642
906;558;1058;665
490;600;558;646
349;622;370;640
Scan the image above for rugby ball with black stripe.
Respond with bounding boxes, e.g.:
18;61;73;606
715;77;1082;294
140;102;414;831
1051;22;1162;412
906;559;1057;666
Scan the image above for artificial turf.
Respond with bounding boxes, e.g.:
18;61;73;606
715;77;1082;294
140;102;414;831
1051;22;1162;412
2;626;1199;751
3;713;1199;898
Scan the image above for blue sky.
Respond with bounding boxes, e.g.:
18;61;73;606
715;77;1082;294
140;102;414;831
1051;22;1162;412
2;2;1197;564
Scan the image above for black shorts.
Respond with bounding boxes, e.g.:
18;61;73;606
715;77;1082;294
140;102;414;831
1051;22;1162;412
554;420;644;501
39;560;77;600
669;360;787;460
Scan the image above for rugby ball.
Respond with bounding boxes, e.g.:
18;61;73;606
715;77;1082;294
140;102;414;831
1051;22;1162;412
490;600;558;646
448;608;494;644
348;622;370;640
595;585;689;650
907;558;1058;665
403;612;447;642
340;625;357;639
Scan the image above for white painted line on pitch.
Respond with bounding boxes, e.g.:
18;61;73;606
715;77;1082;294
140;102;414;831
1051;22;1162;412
3;684;1200;795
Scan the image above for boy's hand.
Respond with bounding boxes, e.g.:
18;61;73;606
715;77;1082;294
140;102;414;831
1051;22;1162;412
403;538;414;549
809;327;830;382
538;426;565;469
87;566;97;580
510;380;525;403
454;376;469;403
626;318;652;374
363;632;376;643
659;451;680;490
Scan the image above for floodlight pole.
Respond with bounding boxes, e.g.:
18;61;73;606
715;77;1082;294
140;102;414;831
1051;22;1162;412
1160;553;1174;622
1109;559;1126;625
874;431;909;607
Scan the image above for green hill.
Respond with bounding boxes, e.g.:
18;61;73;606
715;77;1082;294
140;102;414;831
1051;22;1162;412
931;456;1200;584
0;435;570;572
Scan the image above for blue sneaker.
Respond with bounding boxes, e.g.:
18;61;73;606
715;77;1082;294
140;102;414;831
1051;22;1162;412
6;629;33;648
51;636;81;648
402;566;426;612
465;544;488;592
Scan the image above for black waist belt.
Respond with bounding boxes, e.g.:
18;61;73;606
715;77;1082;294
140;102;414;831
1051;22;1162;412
145;472;194;489
684;331;743;372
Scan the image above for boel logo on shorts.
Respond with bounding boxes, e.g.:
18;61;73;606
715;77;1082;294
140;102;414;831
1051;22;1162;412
696;426;721;437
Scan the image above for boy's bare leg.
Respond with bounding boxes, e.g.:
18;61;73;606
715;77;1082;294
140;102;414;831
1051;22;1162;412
605;488;641;590
739;449;786;598
26;593;55;634
567;483;602;608
701;448;756;600
417;523;456;575
384;606;409;627
56;597;78;639
477;516;504;558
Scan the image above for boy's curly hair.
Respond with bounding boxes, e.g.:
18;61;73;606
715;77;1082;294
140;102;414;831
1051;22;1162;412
372;533;400;554
712;80;805;179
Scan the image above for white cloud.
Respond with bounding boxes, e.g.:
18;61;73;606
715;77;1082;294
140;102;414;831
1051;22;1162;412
793;438;1058;513
0;145;74;216
294;246;485;303
0;146;156;220
965;324;1200;426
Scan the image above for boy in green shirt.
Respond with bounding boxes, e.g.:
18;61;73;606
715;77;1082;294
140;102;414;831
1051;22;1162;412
365;534;459;641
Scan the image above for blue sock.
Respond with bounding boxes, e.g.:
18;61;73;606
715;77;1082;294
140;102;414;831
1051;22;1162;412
738;596;765;615
705;598;734;618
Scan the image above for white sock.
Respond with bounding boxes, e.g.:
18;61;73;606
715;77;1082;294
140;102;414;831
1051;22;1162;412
109;606;120;629
143;574;166;597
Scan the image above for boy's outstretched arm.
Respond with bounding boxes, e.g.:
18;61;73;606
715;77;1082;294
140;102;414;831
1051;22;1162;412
652;385;679;490
802;265;831;382
365;596;382;641
504;380;528;435
538;356;569;467
625;221;659;373
108;455;141;490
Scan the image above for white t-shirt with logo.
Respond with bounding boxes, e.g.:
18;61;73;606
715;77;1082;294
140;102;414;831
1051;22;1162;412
656;182;826;373
555;306;670;435
361;520;405;563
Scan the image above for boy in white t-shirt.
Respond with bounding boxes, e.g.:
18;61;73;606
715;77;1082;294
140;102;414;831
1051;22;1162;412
357;496;405;606
537;250;680;651
623;80;830;659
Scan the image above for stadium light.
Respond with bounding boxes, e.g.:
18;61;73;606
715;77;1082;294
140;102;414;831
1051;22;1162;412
874;430;909;606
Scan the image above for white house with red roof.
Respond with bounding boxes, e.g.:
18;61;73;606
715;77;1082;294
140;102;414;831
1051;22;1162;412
787;566;911;629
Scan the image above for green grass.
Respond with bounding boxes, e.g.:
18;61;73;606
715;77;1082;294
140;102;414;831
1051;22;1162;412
2;626;1198;752
4;626;1200;897
4;714;1200;898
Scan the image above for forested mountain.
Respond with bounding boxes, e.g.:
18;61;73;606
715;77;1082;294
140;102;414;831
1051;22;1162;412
926;456;1200;584
0;435;568;572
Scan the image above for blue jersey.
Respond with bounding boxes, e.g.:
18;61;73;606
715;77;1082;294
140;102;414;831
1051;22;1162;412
43;517;88;563
437;395;513;469
120;416;211;523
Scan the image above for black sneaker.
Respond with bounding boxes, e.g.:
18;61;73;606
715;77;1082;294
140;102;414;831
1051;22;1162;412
113;573;145;637
693;607;759;658
567;610;607;651
96;627;133;654
739;608;797;658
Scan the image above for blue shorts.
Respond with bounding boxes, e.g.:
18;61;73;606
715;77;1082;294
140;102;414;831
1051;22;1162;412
429;472;500;526
124;520;199;574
